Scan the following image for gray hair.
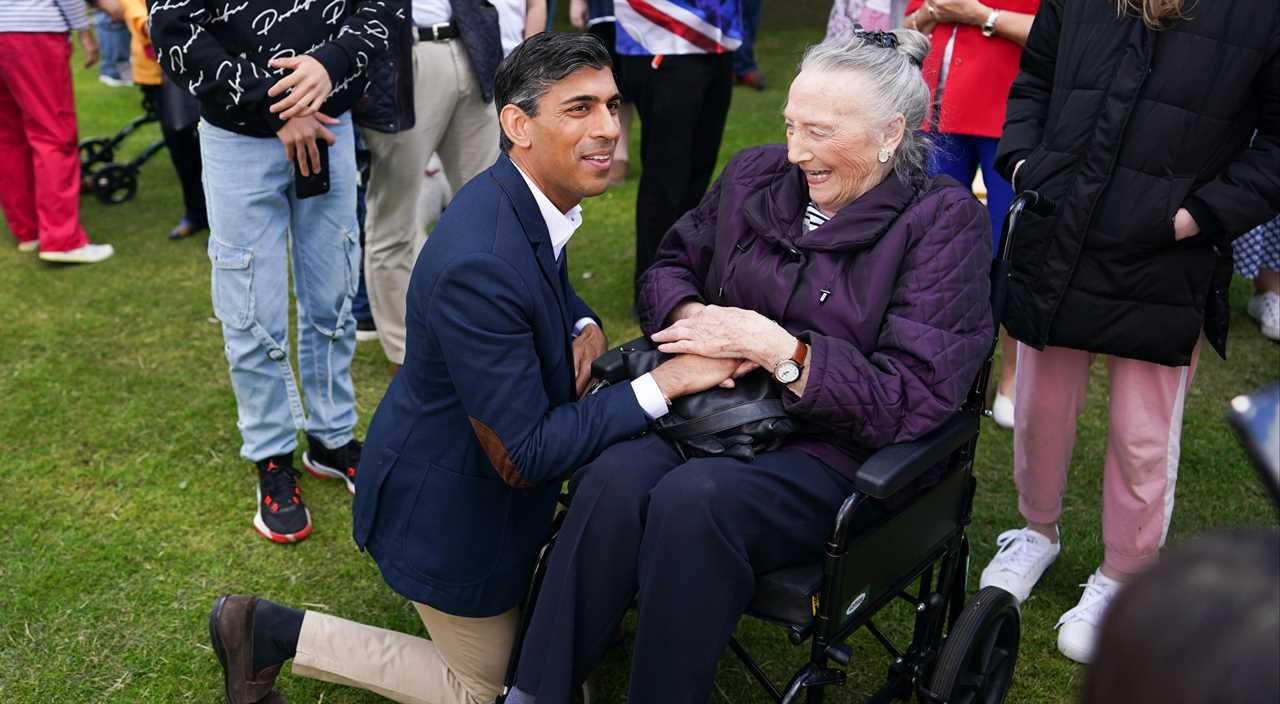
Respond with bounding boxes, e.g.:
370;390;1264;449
798;29;933;178
493;32;614;152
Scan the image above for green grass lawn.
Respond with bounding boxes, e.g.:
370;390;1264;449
2;11;1277;704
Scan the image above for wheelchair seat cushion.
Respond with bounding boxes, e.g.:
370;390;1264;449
749;562;824;628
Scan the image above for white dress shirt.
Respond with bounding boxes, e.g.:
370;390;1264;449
411;0;452;27
512;161;669;420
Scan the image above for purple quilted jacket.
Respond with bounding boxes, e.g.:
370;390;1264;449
638;145;993;480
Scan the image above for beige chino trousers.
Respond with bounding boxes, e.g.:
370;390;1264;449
361;37;500;365
292;602;518;704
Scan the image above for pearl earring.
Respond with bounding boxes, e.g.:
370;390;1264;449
878;148;892;164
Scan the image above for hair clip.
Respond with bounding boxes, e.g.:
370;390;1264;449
853;23;898;49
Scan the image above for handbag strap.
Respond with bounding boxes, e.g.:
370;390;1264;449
659;399;788;440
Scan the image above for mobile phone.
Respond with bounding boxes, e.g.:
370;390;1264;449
295;141;330;199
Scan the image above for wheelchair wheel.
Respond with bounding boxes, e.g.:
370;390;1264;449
926;586;1020;704
93;165;138;205
80;138;114;170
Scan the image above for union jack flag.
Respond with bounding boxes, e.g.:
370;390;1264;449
615;0;743;56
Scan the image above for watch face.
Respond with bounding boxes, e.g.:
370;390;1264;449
775;361;801;384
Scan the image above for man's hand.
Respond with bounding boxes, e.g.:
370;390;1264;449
650;354;743;401
1173;208;1201;241
268;56;333;121
572;324;608;398
569;0;589;29
277;113;340;177
78;30;100;69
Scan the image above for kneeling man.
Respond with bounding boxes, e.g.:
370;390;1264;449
205;32;739;704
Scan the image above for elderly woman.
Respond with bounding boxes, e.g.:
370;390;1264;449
507;30;993;704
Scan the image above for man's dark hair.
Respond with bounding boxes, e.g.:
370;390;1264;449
493;32;613;152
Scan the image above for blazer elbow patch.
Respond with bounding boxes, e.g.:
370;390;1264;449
469;417;531;489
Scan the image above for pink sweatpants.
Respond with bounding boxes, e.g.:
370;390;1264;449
1013;342;1200;576
0;32;89;253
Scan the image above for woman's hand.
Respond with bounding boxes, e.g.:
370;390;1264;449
651;305;796;372
925;0;991;26
1173;208;1201;241
568;0;589;29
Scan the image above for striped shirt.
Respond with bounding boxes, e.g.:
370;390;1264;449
0;0;90;33
804;202;832;232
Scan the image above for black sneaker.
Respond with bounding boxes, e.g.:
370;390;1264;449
302;435;360;495
355;317;379;343
253;454;311;544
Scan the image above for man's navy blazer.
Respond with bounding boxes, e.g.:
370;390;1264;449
353;154;651;618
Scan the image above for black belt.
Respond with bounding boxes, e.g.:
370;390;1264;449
417;22;460;41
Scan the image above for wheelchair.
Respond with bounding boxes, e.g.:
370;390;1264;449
498;191;1056;704
79;93;167;205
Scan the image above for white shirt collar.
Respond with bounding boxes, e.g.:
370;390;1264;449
512;160;584;261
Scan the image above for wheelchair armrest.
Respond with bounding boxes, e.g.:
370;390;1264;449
852;413;980;499
590;336;653;383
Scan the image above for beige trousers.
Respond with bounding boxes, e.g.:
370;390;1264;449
361;38;500;364
292;602;518;704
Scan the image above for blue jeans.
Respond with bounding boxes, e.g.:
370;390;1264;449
733;0;762;77
929;132;1013;255
95;13;131;80
199;118;360;462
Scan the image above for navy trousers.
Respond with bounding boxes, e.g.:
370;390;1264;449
513;434;853;704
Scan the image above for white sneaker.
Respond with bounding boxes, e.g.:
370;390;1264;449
38;243;114;264
1247;292;1280;341
17;240;38;253
979;526;1061;604
991;392;1015;429
1055;569;1122;664
97;74;133;88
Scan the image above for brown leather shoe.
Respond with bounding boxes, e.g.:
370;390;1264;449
208;595;284;704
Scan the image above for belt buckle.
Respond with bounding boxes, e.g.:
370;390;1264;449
430;22;450;41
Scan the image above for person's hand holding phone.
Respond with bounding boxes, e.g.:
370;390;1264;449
276;113;339;177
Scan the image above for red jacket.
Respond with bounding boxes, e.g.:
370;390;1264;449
907;0;1040;138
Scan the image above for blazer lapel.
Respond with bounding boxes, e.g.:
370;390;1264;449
489;156;570;320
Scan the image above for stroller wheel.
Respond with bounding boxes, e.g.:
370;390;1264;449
93;164;138;205
79;138;114;171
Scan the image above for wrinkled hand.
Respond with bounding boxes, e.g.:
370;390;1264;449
268;55;333;121
79;30;100;69
276;113;340;177
569;0;589;29
650;354;744;400
572;323;608;398
925;0;990;26
1172;208;1201;241
652;304;794;370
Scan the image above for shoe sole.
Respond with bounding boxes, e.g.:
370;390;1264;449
355;330;379;342
38;251;112;264
1263;324;1279;341
208;596;235;704
302;452;356;495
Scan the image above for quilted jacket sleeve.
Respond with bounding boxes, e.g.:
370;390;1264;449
995;0;1062;180
637;175;723;334
783;192;993;448
1182;36;1280;243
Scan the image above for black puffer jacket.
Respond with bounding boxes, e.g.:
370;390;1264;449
995;0;1280;366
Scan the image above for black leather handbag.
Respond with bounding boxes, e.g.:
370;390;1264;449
591;338;797;461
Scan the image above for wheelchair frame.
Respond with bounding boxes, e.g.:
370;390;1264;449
498;192;1054;704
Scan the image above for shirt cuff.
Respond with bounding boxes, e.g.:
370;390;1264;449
630;373;669;420
573;317;597;336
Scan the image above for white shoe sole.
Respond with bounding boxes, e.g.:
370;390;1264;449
302;451;357;495
355;330;380;343
17;241;38;253
1262;324;1279;341
1057;629;1095;664
38;246;114;264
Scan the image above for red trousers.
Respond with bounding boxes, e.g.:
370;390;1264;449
0;32;89;252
